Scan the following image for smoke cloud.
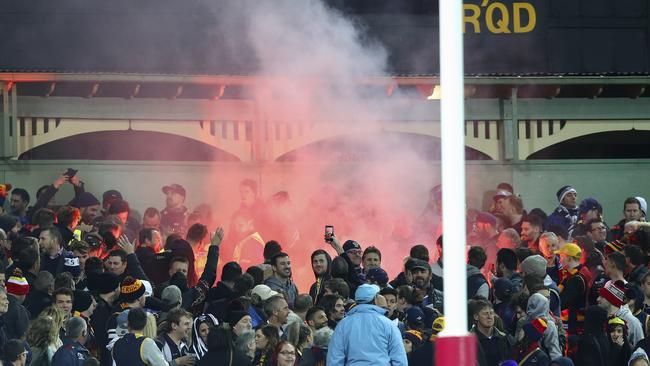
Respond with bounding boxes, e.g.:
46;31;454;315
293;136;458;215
203;0;439;289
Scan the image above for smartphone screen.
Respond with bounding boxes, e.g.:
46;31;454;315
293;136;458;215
325;225;334;241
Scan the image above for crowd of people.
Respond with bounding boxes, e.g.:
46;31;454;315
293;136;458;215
2;171;650;366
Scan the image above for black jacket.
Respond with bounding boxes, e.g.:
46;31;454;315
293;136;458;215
118;253;150;282
25;289;52;319
409;342;435;366
5;295;30;339
135;246;166;285
338;252;363;293
575;333;609;366
196;349;252;366
471;326;512;366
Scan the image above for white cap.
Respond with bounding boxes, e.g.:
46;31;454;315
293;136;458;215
251;285;279;301
493;189;512;200
636;197;647;217
141;280;153;297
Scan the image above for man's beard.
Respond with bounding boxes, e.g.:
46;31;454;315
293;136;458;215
413;278;427;289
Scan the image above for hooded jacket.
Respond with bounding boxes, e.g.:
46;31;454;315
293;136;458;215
309;251;332;304
546;205;579;239
264;275;299;309
327;304;407;366
526;293;562;360
615;304;644;348
467;265;488;299
576;305;610;366
629;348;650;366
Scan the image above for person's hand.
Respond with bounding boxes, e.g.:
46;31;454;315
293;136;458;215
77;222;94;233
210;227;224;246
613;335;624;346
117;235;135;255
174;355;196;366
53;173;68;189
625;221;644;235
327;235;344;255
69;174;81;187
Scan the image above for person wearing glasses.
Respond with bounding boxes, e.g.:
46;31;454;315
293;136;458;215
571;198;604;237
271;341;298;366
3;339;28;366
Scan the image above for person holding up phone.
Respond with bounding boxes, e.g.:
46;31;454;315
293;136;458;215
23;168;86;224
324;228;364;293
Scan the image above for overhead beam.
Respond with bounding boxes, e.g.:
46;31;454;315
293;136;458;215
0;72;649;86
14;95;650;122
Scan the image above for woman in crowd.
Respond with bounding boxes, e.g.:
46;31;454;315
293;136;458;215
191;314;220;360
287;322;312;360
254;325;280;366
608;317;632;366
299;327;333;366
143;312;164;350
271;341;298;366
38;307;66;349
26;316;60;366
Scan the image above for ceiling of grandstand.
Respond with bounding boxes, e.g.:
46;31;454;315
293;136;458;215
0;0;648;75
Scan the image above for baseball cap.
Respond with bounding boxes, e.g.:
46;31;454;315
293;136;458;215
343;240;361;252
366;267;389;285
162;184;186;197
493;189;512;200
554;243;582;258
405;258;430;272
354;284;380;303
251;285;279;301
102;190;123;202
405;306;425;326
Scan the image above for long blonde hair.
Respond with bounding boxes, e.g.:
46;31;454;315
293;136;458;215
143;312;158;339
26;316;59;349
39;306;66;331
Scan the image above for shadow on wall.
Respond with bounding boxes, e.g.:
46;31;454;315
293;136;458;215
528;130;650;159
18;131;241;161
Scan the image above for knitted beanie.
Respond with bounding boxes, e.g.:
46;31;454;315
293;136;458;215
599;280;626;308
73;290;94;313
556;186;576;203
6;268;29;296
119;276;145;303
87;272;120;295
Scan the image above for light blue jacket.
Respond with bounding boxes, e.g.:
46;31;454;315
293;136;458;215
327;304;407;366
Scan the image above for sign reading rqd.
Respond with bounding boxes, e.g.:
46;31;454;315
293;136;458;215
464;0;537;34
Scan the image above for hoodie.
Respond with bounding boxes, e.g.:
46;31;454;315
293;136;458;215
615;305;644;348
629;348;650;366
467;265;489;299
309;251;332;304
526;293;562;360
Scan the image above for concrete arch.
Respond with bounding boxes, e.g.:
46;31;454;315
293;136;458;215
268;119;500;161
527;130;650;159
14;117;253;161
518;119;650;159
18;130;241;161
